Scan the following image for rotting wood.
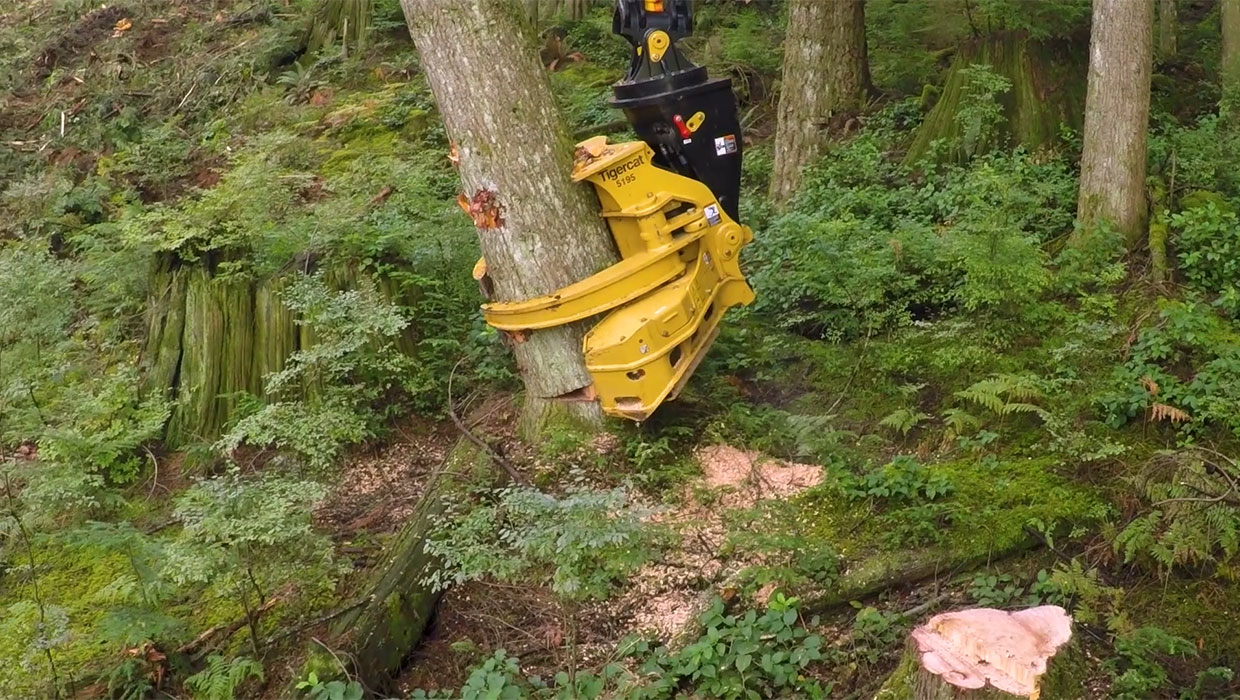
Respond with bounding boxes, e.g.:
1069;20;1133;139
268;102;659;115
295;439;495;693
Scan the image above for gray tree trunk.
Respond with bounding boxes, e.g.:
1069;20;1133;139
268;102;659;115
400;0;619;435
769;0;867;206
1159;0;1177;58
1223;0;1240;112
1075;0;1153;248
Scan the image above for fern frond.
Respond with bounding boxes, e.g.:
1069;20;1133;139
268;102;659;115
941;408;981;434
878;409;930;436
1149;403;1191;424
1140;375;1159;397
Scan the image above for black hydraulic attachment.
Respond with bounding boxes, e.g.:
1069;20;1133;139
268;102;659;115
610;0;744;220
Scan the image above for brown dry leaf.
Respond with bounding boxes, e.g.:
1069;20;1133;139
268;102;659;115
1150;403;1190;424
448;143;460;168
308;88;334;106
1140;375;1159;396
112;17;132;37
368;185;394;207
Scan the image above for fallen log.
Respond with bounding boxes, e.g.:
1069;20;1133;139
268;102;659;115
875;605;1083;700
296;440;493;692
807;537;1040;612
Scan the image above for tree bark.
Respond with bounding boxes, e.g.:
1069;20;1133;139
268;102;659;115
769;0;867;205
875;606;1082;700
1159;0;1177;59
902;33;1087;165
400;0;619;435
1075;0;1153;248
1223;0;1240;113
297;441;493;692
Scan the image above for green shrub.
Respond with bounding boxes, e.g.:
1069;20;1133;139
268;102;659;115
1171;203;1240;309
634;594;829;699
424;485;662;601
1100;300;1240;440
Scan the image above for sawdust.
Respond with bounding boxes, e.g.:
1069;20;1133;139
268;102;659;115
615;445;824;643
315;421;452;534
697;444;824;504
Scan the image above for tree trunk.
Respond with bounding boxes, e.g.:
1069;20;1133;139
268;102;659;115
1075;0;1153;248
875;606;1082;700
769;0;867;205
902;33;1086;165
401;0;619;436
1159;0;1177;59
1223;0;1240;114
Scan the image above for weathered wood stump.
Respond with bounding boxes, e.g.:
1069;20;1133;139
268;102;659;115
876;606;1081;700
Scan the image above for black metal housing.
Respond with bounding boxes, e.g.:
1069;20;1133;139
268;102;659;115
610;0;744;220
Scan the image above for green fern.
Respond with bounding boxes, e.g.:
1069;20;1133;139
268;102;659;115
878;408;932;436
184;655;263;700
1115;450;1240;571
954;374;1051;421
941;408;981;434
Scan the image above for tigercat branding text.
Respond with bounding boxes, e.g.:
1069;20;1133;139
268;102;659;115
601;155;645;181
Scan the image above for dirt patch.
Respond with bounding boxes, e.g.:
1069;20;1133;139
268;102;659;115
316;420;454;536
33;6;131;81
607;445;824;643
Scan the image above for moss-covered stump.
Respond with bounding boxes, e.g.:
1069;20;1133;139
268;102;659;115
876;606;1084;700
141;255;425;447
297;440;494;692
904;32;1086;164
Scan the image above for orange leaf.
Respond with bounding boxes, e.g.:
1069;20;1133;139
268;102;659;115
1140;375;1159;397
1150;403;1190;424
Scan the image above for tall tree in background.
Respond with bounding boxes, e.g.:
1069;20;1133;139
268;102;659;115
769;0;868;205
1076;0;1153;247
401;0;618;435
1223;0;1240;112
1160;0;1177;58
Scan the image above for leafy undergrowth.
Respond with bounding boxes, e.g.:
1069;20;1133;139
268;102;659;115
6;1;1240;699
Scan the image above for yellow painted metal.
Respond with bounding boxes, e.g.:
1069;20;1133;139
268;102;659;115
686;111;706;133
647;30;670;62
478;138;754;420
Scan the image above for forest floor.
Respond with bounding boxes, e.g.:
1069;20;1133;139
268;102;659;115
5;1;1240;698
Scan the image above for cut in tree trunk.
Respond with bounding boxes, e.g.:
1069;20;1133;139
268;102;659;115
903;33;1087;165
769;0;867;205
401;0;620;437
1159;0;1177;58
297;440;493;692
875;606;1082;700
1075;0;1153;248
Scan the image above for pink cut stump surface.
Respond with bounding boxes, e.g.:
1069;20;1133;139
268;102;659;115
911;606;1073;696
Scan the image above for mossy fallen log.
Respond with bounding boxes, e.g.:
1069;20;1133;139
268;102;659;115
806;536;1039;613
875;606;1084;699
904;32;1086;165
297;440;494;692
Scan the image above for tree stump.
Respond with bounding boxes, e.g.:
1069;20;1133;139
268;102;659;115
876;606;1080;700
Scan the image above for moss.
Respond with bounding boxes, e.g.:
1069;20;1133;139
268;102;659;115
1126;577;1240;668
1180;189;1236;214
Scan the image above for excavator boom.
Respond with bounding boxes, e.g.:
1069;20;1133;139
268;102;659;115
475;0;753;421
